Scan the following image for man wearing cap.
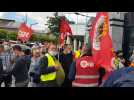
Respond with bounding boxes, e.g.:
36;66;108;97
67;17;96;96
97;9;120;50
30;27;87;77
11;45;29;87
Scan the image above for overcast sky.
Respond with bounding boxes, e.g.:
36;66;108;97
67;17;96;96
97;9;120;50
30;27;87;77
0;12;96;31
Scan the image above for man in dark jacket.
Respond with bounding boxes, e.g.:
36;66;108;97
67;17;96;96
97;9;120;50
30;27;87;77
59;44;73;87
23;49;31;71
11;45;29;87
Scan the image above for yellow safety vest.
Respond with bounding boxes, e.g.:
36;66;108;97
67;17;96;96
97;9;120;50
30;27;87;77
40;53;56;82
75;50;81;59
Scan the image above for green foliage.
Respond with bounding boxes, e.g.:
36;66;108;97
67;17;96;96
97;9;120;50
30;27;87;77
47;15;61;36
30;34;37;41
0;29;17;40
30;33;58;43
46;12;74;37
8;31;17;40
0;29;58;43
0;29;8;39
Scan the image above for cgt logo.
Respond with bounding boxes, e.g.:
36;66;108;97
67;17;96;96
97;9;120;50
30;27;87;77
80;60;94;68
18;31;29;37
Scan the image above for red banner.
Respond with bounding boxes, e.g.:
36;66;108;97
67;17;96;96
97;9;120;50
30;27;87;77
89;12;113;73
17;23;33;43
59;17;72;46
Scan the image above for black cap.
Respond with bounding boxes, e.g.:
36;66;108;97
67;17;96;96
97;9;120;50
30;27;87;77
13;45;22;51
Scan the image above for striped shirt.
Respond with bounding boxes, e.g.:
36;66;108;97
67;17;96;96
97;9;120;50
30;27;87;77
0;52;15;72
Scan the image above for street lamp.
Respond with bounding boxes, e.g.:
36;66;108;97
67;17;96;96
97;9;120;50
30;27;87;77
30;22;38;28
74;12;92;18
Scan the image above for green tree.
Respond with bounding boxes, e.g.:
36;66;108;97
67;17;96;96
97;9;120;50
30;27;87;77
30;34;38;41
8;32;17;40
47;15;61;36
0;29;18;40
0;29;8;39
30;33;58;43
46;12;72;37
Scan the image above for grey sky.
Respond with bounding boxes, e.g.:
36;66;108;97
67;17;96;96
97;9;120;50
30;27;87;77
0;12;96;30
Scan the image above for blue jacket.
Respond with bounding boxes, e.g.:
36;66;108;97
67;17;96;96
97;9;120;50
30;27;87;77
24;55;31;70
101;67;134;87
12;56;29;82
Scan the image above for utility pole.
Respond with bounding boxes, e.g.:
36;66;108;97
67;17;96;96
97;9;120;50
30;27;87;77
25;13;27;24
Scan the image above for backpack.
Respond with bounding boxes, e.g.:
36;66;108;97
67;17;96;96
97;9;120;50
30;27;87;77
113;67;134;87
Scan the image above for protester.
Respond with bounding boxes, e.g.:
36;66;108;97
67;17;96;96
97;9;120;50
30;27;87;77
11;45;29;87
28;47;41;87
0;44;14;87
0;45;4;87
111;51;124;70
41;41;50;54
117;51;125;67
59;44;73;87
68;44;100;87
23;49;32;71
39;42;65;87
111;51;119;70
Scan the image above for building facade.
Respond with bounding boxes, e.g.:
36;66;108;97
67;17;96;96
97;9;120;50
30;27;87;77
0;19;20;32
109;12;126;51
123;12;134;60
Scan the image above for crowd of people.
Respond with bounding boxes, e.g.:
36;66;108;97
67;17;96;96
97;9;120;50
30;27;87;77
0;39;134;87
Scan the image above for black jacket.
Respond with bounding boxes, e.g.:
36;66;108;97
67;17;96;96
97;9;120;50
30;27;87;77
12;56;29;82
59;52;73;78
58;52;73;87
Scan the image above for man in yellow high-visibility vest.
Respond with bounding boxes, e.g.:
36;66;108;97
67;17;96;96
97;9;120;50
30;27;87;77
39;42;64;87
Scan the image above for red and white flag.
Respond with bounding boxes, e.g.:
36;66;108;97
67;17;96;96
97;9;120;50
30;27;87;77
17;23;33;43
89;12;113;79
59;16;72;46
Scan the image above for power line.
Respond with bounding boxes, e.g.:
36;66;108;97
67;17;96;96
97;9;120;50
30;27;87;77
74;12;91;18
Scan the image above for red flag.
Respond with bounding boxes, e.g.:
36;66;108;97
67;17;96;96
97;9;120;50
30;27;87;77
17;23;33;43
59;17;72;46
89;12;113;73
